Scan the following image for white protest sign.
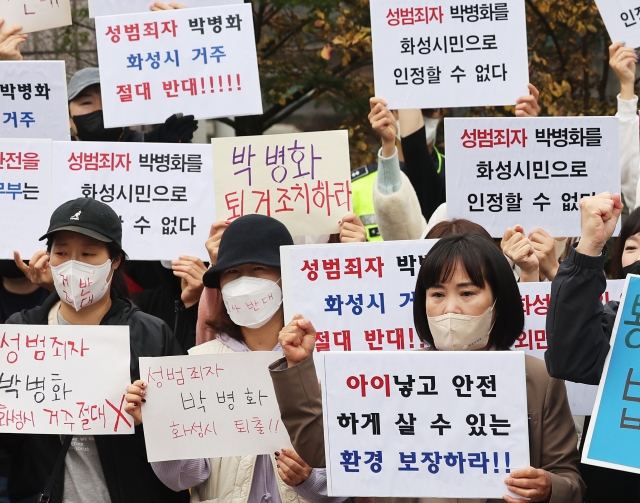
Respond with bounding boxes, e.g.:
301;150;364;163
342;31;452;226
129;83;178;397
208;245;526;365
139;352;291;462
89;0;242;18
369;0;529;109
444;116;621;237
213;131;353;236
0;325;133;435
322;351;529;498
0;0;72;34
51;141;215;261
95;4;262;128
0;61;70;141
517;280;625;416
0;139;52;259
595;1;640;50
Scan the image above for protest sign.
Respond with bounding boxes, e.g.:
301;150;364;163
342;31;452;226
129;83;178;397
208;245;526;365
444;116;620;237
1;0;72;34
213;130;352;236
0;61;70;141
369;0;529;109
51;141;215;260
95;4;262;128
322;351;529;498
0;139;52;260
139;351;291;462
0;325;133;435
594;1;640;50
89;0;242;18
583;275;640;474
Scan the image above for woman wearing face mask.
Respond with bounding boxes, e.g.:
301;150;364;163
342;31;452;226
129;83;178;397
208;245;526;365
125;214;347;503
0;197;189;503
545;192;640;502
270;233;585;503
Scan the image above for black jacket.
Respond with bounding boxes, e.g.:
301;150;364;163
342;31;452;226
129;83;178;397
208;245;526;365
1;292;189;503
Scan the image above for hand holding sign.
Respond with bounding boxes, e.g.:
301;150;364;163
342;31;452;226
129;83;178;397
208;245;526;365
501;225;539;282
0;19;27;60
368;97;397;158
124;379;148;426
609;42;638;100
150;2;187;10
276;448;312;487
576;192;624;257
503;467;552;503
279;314;316;368
528;228;559;281
515;84;541;118
205;221;229;265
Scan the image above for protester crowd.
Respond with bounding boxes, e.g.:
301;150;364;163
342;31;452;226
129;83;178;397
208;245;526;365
0;2;639;503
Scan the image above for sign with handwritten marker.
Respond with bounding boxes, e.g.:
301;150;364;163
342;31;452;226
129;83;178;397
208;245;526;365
1;0;72;34
594;1;640;50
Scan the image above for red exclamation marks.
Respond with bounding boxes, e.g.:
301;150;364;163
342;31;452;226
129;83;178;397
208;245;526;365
227;74;233;91
275;419;279;432
493;452;499;473
409;327;414;349
504;452;510;474
200;77;206;95
219;76;224;93
209;76;215;94
236;74;242;91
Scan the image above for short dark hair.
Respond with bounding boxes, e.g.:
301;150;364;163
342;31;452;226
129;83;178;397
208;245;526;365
413;233;524;350
426;219;493;241
611;206;640;279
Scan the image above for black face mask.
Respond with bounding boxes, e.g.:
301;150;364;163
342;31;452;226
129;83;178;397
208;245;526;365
0;260;25;279
622;260;640;278
72;110;123;142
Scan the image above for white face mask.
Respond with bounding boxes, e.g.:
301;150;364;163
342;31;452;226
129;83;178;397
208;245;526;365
427;303;495;351
50;259;113;311
221;276;283;329
424;117;440;145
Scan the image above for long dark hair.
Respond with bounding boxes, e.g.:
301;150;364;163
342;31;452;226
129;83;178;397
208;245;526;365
611;207;640;279
426;219;493;241
205;290;243;342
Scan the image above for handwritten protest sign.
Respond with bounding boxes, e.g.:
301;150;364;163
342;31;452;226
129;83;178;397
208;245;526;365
0;139;52;260
51;141;215;261
89;0;242;18
95;4;262;128
213;131;352;236
594;1;640;49
322;351;529;498
282;241;624;415
139;351;291;462
369;0;529;109
444;116;620;237
0;61;70;141
583;275;640;473
1;0;72;34
0;325;132;435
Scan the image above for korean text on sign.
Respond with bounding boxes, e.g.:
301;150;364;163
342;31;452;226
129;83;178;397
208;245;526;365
95;3;262;128
583;275;640;474
0;61;70;141
0;325;132;435
0;0;72;34
322;351;529;498
139;352;291;462
369;0;529;109
444;116;620;237
51;141;215;261
213;130;352;236
594;1;640;51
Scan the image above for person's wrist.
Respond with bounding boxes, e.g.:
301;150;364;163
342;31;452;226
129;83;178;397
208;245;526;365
380;140;395;158
620;81;635;100
575;239;604;257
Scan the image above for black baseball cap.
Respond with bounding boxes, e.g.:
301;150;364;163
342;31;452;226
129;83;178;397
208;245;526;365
203;214;293;289
40;198;122;248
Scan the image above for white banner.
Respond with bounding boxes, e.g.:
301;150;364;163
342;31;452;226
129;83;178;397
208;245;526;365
95;4;262;128
444;116;621;237
595;1;640;50
213;131;353;236
89;0;242;18
0;61;70;141
370;0;529;109
1;0;72;34
0;325;133;435
322;351;529;498
139;352;291;462
51;141;215;261
0;139;52;260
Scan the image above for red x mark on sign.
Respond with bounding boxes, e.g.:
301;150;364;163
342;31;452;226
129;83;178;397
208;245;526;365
105;395;132;433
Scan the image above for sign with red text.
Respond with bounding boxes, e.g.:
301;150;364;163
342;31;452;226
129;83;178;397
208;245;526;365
213;130;352;236
444;117;621;237
89;0;242;18
0;325;133;435
139;351;292;462
51;141;215;261
282;241;624;415
0;61;70;141
95;4;262;128
0;139;52;259
1;0;72;34
595;1;640;49
322;351;529;498
370;0;529;109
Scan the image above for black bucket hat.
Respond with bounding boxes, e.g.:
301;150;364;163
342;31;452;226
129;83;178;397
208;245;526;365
203;214;293;289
